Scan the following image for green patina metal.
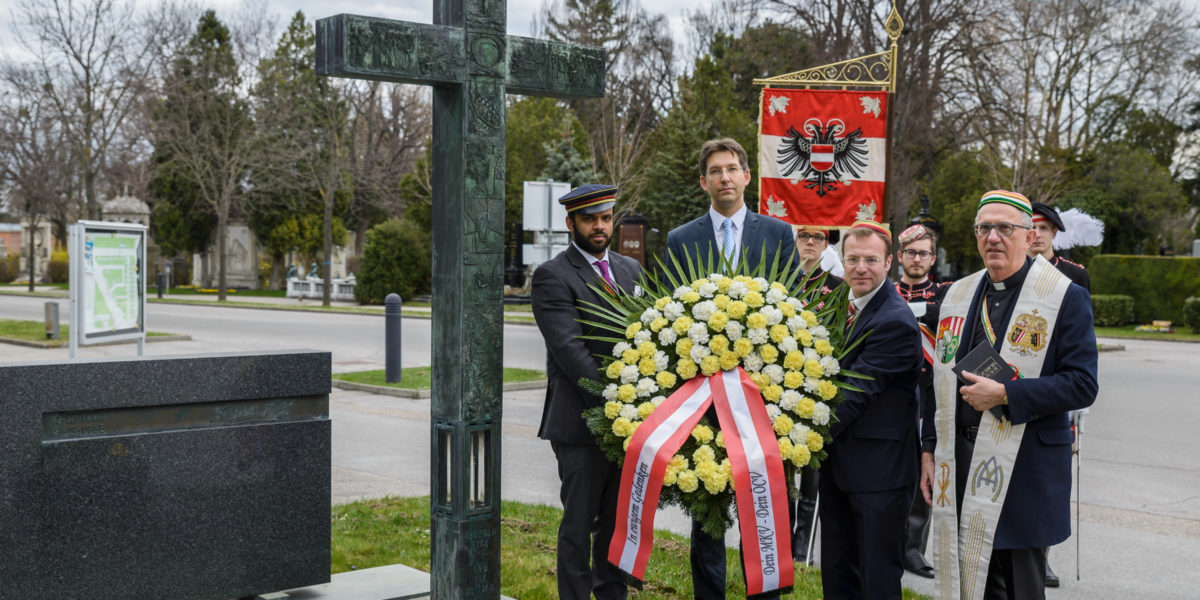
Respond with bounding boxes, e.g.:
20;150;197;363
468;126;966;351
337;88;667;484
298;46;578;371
316;5;604;598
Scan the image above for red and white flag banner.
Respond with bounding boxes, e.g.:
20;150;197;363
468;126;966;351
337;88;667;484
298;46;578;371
758;88;889;228
609;368;794;597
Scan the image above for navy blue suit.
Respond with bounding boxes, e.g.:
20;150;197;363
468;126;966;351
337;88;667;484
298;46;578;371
663;210;800;279
819;283;922;599
663;208;798;600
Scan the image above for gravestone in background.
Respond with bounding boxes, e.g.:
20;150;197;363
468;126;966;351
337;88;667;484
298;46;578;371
0;350;331;600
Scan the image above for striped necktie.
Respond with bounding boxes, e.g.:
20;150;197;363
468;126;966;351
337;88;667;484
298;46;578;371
848;302;858;326
721;218;737;266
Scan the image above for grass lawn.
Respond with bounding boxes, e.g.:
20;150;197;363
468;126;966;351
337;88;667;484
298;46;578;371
0;319;176;346
333;367;545;390
331;496;928;599
1094;325;1200;342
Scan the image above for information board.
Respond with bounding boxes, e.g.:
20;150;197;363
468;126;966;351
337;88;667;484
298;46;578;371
69;221;147;353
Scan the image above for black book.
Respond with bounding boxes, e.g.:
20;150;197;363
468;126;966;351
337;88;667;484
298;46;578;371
952;342;1014;420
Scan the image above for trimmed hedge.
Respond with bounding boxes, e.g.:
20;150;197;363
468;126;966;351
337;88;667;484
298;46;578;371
1092;295;1134;326
354;218;431;305
0;253;16;283
1090;255;1200;323
1183;297;1200;333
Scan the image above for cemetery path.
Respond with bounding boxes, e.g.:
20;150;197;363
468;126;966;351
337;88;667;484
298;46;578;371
0;293;546;372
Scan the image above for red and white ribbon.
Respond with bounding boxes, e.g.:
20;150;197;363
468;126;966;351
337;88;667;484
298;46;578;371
608;368;794;596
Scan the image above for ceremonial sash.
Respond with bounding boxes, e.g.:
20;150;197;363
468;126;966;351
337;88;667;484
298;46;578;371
609;368;794;597
929;257;1070;599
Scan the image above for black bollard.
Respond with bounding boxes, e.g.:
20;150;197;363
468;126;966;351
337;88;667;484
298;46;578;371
385;293;402;383
156;272;166;299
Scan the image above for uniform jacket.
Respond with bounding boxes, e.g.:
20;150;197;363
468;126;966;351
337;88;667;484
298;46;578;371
823;283;922;493
663;210;801;278
532;245;643;444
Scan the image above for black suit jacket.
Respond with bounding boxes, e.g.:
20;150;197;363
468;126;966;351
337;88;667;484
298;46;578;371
532;246;643;444
823;283;922;493
663;210;801;280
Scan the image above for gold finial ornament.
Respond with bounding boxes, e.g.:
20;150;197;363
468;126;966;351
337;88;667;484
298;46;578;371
885;3;904;41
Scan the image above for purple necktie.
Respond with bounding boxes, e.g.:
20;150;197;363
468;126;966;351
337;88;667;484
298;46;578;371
597;259;614;287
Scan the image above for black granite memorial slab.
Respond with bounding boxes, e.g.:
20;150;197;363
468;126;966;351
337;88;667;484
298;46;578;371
0;350;332;600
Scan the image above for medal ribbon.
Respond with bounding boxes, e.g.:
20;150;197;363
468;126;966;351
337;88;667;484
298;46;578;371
609;368;794;596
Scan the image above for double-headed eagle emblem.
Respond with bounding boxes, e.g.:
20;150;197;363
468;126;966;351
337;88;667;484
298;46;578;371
777;118;869;197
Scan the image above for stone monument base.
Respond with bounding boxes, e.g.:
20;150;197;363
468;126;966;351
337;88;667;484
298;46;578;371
269;563;516;600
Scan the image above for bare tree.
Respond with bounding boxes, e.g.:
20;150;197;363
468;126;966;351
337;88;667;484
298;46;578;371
0;68;73;289
11;0;179;220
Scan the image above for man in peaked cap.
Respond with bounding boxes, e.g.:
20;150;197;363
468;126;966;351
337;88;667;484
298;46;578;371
1029;202;1090;292
532;184;643;600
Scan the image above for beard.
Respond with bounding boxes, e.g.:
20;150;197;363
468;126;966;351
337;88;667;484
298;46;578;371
573;226;610;255
902;262;930;280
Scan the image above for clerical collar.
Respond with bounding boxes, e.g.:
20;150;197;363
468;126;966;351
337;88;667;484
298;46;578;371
987;258;1032;291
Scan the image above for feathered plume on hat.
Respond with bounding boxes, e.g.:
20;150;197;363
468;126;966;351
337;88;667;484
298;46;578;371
1052;208;1105;250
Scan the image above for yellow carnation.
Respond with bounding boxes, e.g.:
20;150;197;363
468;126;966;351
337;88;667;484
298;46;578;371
801;310;819;327
797;329;814;347
746;279;763;293
744;291;765;308
690;278;710;290
814;339;834;356
662;469;678;486
699;354;721;376
762;384;783;403
777;437;794;456
734;338;755;358
708;311;730;332
604;401;621;418
650;316;669;332
638;401;656;419
719;351;740;371
784;350;804;370
626;322;642;339
612;417;633;437
712;294;730;309
779;302;796;317
654;296;671;310
617;384;637;402
750;373;770;389
675;338;694;357
773;414;795;436
797;397;816;419
692;441;716;461
804;359;824;378
783;370;804;389
606;361;626;380
746;312;768;330
716;431;725;448
656;370;677;389
668;454;689;470
702;474;728;494
817;380;838;400
638;341;657;358
672;315;694;335
790;443;812;467
622;349;640;364
807;431;824;452
676;359;698;380
681;290;701;303
760;344;779;364
716;278;731;293
676;470;699;493
638;357;657;376
624;437;632;451
769;324;790;343
726;301;748;319
770;281;787;294
692;425;715;445
709;334;730;354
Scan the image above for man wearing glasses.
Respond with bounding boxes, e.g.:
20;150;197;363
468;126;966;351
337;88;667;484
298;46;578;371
920;190;1097;600
819;220;922;600
893;223;949;579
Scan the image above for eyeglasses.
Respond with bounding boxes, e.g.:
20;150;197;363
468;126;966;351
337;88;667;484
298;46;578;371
843;256;883;267
796;232;827;242
706;165;743;178
973;223;1030;238
901;249;933;260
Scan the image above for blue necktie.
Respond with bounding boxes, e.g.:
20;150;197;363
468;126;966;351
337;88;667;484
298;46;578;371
721;218;737;266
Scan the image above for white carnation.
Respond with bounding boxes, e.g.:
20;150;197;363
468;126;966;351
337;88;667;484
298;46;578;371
621;365;640;384
640;308;662;325
811;325;829;339
603;384;619;401
819;356;840;376
753;277;769;291
698;282;718;298
803;377;821;393
778;337;798;353
691;300;717;322
765;287;787;304
654;351;670;371
663;301;685;320
761;305;783;325
780;390;802;411
612;342;632;357
787;316;807;333
633;330;652;345
619;403;639;420
727;281;748;299
688;323;711;345
672;286;692;300
689;345;712;363
651;395;666;407
812;402;831;425
804;348;821;361
786;297;805;311
747;327;770;345
707;273;726;283
636;377;660;397
724;321;744;341
789;423;812;445
743;353;764;373
657;328;678;346
765;404;782;420
763;364;785;384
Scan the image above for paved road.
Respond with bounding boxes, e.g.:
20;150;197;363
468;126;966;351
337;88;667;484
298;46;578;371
0;294;546;372
4;293;1199;597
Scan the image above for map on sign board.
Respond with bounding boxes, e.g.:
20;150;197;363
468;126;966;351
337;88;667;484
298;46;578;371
82;232;142;334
